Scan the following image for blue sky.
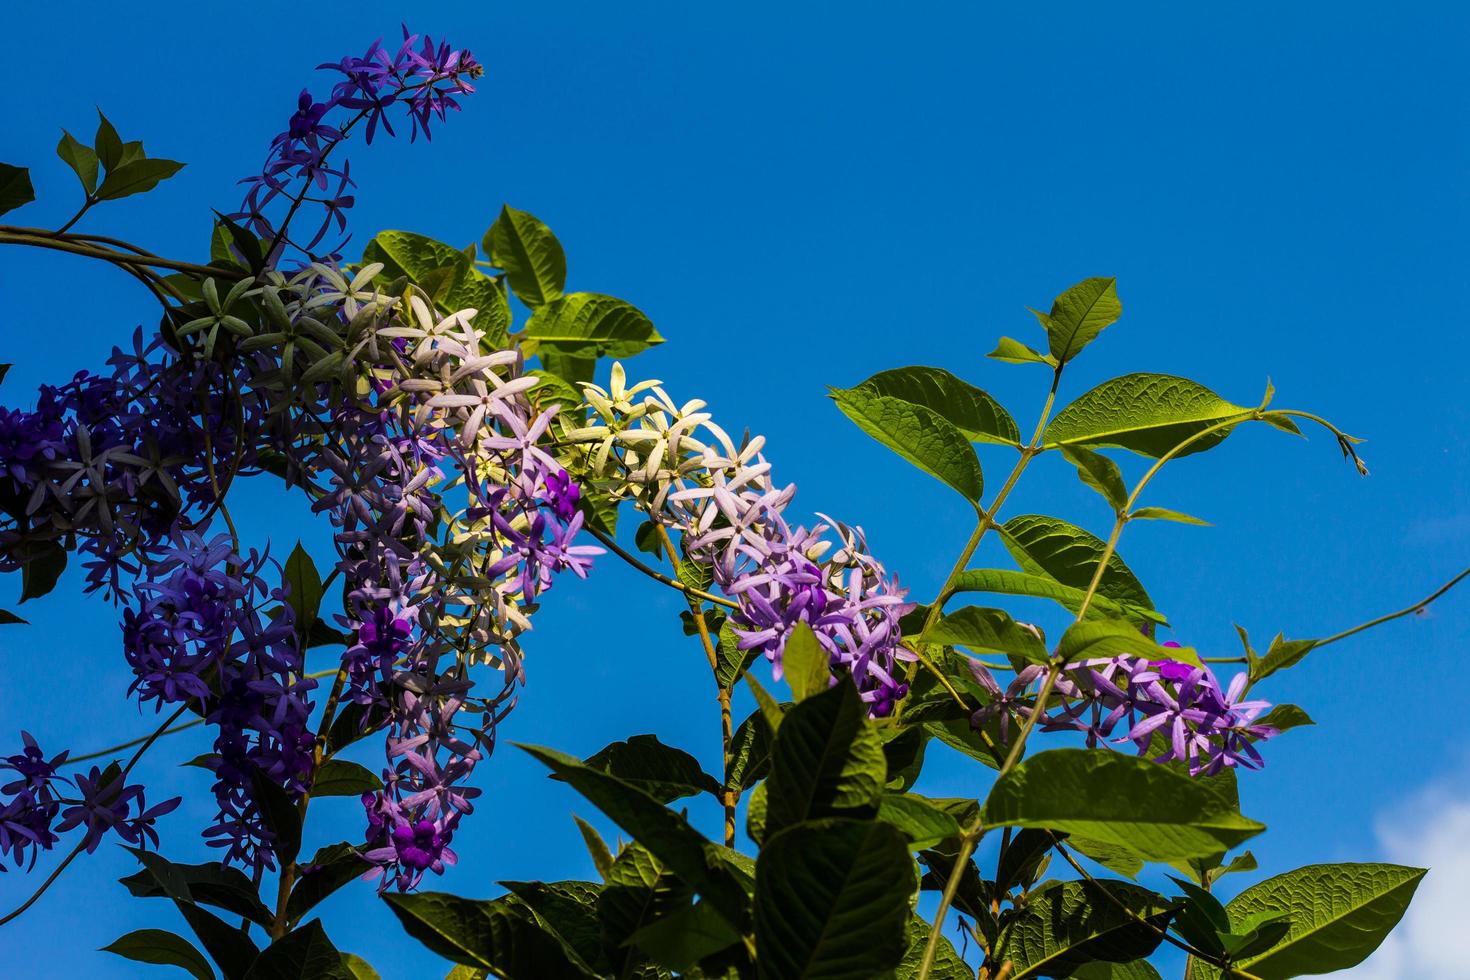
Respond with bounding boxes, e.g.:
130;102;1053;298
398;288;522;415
3;1;1468;976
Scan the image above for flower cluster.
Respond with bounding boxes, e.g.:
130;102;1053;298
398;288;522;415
971;648;1278;776
569;365;916;716
0;734;177;871
237;28;482;265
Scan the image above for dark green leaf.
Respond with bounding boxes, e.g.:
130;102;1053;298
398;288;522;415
1043;374;1252;458
1256;704;1314;734
176;901;259;980
516;743;748;926
500;880;609;974
727;708;775;792
830;387;984;502
0;609;27;625
782;621;829;702
524;292;663;358
362;230;511;345
96;158;185;201
0;164;35;217
1000;515;1155;617
57;131;99;195
250;771;301;865
981;749;1265;863
599;842;689;978
1206;863;1425;979
995;828;1056;895
325;696;390;755
1071;962;1164;980
765;678;886;836
895;913;972;979
876;794;961;850
283;543;323;633
310;760;383;798
572;815;615;880
880;725;928;793
988;336;1058;368
923;606;1048;664
744;673;785;736
102;929;214;980
482;204;567;307
630;901;741;972
95;111;125;169
385;892;599;978
339;954;380;980
716;619;759;690
20;541;67;603
996;878;1172;979
1035;276;1121;364
579;734;722;804
947;568;1166;625
1063;445;1128;512
755;819;915;980
287;843;369;925
244;920;349;980
120;856;273;926
850;366;1020;445
1250;635;1321;682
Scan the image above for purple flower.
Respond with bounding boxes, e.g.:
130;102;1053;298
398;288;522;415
56;766;179;855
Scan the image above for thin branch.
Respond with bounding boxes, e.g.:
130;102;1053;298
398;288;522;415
582;522;737;609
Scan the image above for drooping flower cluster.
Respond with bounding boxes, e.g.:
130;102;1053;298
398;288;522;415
568;364;916;716
236;28;482;265
971;647;1278;776
0;734;177;871
126;532;316;872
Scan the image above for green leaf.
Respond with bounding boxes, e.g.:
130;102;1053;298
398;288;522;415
57;131;99;195
1044;374;1253;458
1203;863;1425;979
244;920;349;980
895;913;972;979
523;292;663;358
384;892;599;978
516;743;748;926
1035;276;1121;364
1070;959;1165;980
744;673;785;736
1256;704;1314;734
629;901;741;972
1069;836;1145;879
579;734;722;804
726;708;776;792
980;749;1265;863
880;725;928;793
764;678;886;837
20;541;67;603
283;542;323;633
287;843;369;925
946;568;1165;625
598;842;691;977
1062;445;1128;512
1000;515;1155;617
922;606;1048;664
995;828;1055;895
95;110;125;169
988;336;1058;367
362;230;512;345
176;901;259;980
339;954;380;980
307;759;383;797
877;794;962;850
1130;506;1210;526
482;204;567;307
96;158;185;201
572;815;615;880
500;880;610;975
997;878;1172;978
0;609;27;625
1056;618;1201;668
755;818;916;980
782;621;830;702
250;771;302;865
0;164;35;217
849;366;1020;446
102;929;215;980
1250;635;1321;682
716;620;759;690
120;856;274;926
830;387;984;502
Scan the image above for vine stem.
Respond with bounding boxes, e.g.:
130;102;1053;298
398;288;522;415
584;522;737;610
0;701;192;928
652;525;738;849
